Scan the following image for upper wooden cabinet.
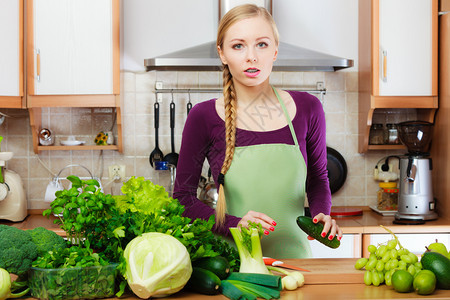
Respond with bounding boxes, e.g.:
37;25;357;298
27;0;119;97
25;0;122;153
0;0;25;108
358;0;438;152
376;0;436;96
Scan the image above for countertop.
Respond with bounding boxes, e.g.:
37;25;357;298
5;210;450;299
3;207;450;236
17;258;450;299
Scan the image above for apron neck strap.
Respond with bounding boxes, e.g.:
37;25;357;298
272;86;299;147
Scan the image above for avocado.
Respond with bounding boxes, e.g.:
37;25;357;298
421;251;450;289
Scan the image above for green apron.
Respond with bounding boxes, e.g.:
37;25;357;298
224;87;312;259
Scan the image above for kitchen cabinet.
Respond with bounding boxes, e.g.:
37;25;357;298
27;0;118;96
309;234;361;258
0;0;25;108
431;1;450;224
26;0;122;153
358;0;438;152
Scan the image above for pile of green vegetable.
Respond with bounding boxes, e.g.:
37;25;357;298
1;175;310;300
185;255;283;299
41;176;239;297
184;223;305;300
0;224;68;299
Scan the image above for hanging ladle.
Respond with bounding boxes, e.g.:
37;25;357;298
163;92;179;167
149;101;164;167
187;91;192;116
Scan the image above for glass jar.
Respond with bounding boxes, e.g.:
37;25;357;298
154;161;175;197
377;182;398;211
386;123;399;145
369;123;385;145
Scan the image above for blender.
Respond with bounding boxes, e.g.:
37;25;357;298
0;151;27;222
395;121;438;222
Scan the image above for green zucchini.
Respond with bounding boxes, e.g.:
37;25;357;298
192;256;230;279
296;216;340;249
186;267;221;295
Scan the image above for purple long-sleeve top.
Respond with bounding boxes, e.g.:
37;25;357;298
173;90;332;236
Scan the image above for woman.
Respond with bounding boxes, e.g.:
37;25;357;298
173;4;342;258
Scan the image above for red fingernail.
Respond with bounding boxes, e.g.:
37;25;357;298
321;232;326;238
269;227;274;231
272;221;277;226
264;230;269;235
328;235;334;240
313;218;318;223
337;236;342;241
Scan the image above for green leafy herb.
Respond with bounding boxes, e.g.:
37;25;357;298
43;175;116;246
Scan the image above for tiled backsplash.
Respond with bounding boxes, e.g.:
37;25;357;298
1;70;397;210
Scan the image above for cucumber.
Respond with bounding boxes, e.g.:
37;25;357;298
186;267;221;295
421;251;450;289
296;216;340;249
192;256;230;279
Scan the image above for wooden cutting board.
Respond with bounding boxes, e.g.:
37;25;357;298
279;258;364;285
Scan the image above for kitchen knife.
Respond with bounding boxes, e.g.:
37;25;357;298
263;257;311;272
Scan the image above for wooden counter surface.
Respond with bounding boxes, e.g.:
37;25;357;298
116;284;450;300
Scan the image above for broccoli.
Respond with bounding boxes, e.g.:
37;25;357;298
28;226;67;256
0;224;38;276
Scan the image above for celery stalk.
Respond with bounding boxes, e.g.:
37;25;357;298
229;226;270;274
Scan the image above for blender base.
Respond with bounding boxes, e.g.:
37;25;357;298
393;218;425;225
394;211;438;223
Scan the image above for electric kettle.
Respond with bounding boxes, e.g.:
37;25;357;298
198;168;218;209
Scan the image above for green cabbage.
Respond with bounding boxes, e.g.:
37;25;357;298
123;232;192;298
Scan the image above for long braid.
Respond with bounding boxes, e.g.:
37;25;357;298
215;65;237;227
214;4;279;228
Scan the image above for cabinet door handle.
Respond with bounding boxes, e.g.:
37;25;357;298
382;50;387;83
36;49;41;82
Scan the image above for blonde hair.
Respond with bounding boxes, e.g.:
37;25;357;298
215;4;279;227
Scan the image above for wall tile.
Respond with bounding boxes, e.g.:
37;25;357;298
178;72;199;88
302;72;325;86
8;156;29;179
123;72;136;93
325;72;345;92
199;72;221;88
345;72;358;92
323;92;346;114
281;72;304;87
136;71;156;93
346;92;359;113
123;92;136;115
7;136;28;157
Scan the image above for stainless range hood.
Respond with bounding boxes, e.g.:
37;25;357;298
144;41;353;72
144;0;353;72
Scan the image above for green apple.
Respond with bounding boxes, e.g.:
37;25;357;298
427;239;449;257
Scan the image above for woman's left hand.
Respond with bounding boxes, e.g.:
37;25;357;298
306;213;343;241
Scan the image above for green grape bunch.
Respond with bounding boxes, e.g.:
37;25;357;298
354;225;422;287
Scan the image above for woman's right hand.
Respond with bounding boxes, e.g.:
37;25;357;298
237;210;277;236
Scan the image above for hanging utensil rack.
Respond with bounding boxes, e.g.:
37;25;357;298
154;81;327;102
